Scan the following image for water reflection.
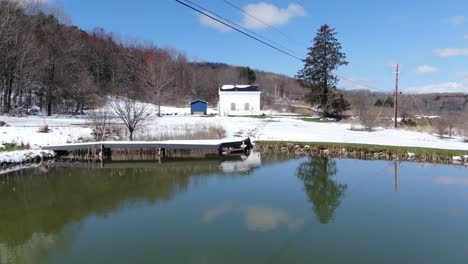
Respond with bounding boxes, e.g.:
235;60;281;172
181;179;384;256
296;157;347;224
0;153;264;263
1;155;467;263
433;176;468;185
201;204;304;232
243;206;304;232
219;152;262;174
202;203;234;224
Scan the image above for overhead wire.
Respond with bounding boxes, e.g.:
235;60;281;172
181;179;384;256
222;0;291;39
175;0;393;94
175;0;302;60
221;0;314;51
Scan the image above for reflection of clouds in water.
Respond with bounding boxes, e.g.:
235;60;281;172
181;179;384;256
448;208;464;217
433;176;468;186
202;203;234;223
243;206;304;232
202;204;304;232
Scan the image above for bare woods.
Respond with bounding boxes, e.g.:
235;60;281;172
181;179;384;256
0;0;304;116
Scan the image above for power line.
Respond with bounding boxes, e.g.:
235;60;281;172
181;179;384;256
337;75;388;93
222;0;290;39
175;0;302;60
221;0;310;52
174;0;390;93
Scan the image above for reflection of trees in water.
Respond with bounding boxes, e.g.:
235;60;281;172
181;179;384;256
0;223;80;264
0;162;222;250
296;157;347;224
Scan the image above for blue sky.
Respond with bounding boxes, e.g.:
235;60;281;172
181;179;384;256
55;0;468;93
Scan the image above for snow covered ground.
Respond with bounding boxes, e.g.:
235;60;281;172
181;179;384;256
0;150;55;165
1;106;467;155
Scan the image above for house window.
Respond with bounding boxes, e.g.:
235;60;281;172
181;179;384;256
244;103;250;111
231;103;236;111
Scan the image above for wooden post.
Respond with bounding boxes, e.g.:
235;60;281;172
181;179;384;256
218;146;224;156
100;144;112;160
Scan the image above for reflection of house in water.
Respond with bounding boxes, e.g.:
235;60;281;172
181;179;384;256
219;152;262;174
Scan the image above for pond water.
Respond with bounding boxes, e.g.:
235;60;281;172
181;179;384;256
0;153;467;264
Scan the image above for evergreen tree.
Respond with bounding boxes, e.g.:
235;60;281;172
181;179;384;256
239;66;256;84
383;96;394;108
297;24;349;117
374;99;383;107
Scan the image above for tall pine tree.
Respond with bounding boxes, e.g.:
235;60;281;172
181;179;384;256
297;25;349;117
239;66;256;84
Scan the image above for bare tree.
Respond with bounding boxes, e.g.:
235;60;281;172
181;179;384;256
352;91;380;131
139;48;175;116
433;117;449;139
88;107;111;141
111;97;150;141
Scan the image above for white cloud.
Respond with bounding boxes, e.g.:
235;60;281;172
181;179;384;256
406;81;468;94
456;72;468;79
449;16;466;26
241;2;306;29
197;2;306;32
198;13;231;32
433;48;468;57
414;65;439;74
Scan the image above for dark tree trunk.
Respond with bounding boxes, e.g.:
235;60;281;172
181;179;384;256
47;102;52;116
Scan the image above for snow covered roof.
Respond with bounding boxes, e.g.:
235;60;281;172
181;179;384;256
220;85;261;92
190;99;208;104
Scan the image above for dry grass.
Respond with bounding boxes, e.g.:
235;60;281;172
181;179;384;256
37;124;49;133
134;123;226;141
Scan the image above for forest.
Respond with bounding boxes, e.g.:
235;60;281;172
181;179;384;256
0;0;305;116
1;0;466;118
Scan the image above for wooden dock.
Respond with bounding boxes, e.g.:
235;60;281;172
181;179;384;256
42;138;253;159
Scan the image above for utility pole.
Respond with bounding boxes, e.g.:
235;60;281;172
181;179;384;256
394;64;399;129
394;160;399;192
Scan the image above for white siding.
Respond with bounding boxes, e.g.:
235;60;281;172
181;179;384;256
218;91;261;116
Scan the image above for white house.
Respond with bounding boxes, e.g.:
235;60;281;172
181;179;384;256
218;85;262;116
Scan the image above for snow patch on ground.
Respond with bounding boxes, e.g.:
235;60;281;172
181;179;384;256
1;104;467;154
0;150;55;164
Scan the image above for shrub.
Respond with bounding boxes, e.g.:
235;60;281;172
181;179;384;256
37;124;49;133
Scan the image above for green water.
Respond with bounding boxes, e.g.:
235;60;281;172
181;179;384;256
0;154;467;264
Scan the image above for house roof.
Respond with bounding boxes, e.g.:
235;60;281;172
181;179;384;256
190;99;208;104
219;85;261;92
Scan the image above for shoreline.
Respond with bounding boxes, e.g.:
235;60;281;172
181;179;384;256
1;140;467;171
254;141;468;165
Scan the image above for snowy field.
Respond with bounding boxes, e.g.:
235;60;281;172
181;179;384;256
1;105;468;156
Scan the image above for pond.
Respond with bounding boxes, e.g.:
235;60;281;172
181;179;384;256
0;153;467;264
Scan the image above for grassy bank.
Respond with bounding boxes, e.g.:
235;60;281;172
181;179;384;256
0;144;29;153
255;141;468;160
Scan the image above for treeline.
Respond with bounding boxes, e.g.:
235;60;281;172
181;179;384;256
343;90;468;115
0;0;305;116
